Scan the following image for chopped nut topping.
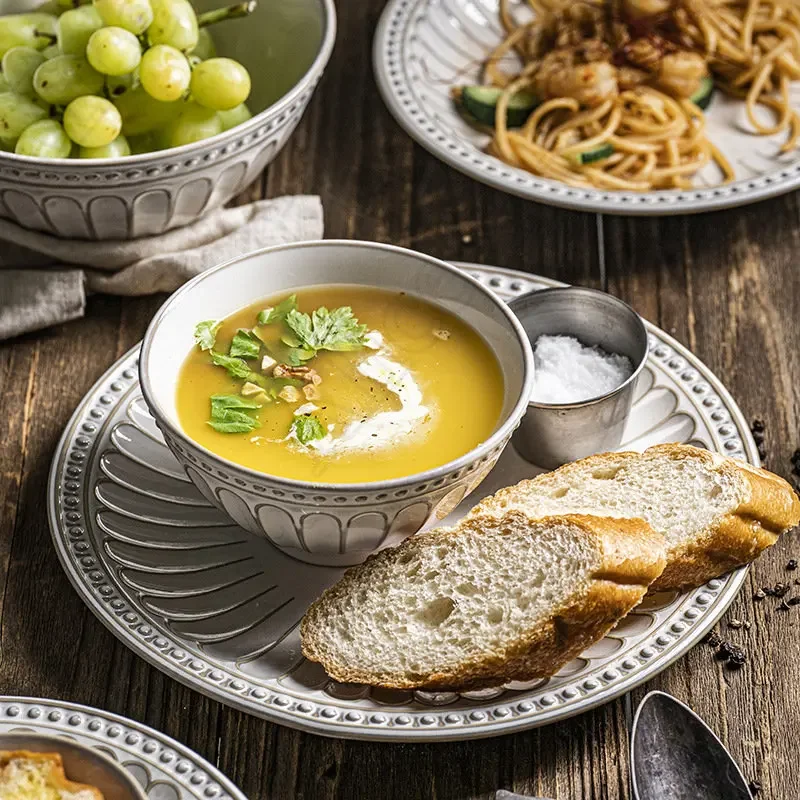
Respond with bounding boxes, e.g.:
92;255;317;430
241;382;263;397
278;385;301;403
303;383;320;400
273;364;323;384
433;329;451;340
261;354;277;373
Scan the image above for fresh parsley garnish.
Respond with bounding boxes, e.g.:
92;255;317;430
229;328;261;359
258;294;298;325
194;319;222;351
285;306;368;353
210;352;266;386
291;415;326;444
211;394;261;413
208;394;262;434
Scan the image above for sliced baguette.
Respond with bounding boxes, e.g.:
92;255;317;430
301;510;666;691
0;750;104;800
470;443;800;591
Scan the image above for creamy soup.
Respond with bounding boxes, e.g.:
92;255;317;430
176;286;504;483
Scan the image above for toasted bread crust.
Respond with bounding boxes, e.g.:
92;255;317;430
649;445;800;589
471;443;800;592
0;750;104;800
300;512;666;691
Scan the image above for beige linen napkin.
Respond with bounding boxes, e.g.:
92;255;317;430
0;195;323;340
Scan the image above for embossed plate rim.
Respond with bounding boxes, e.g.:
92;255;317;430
373;0;800;215
48;263;754;741
0;696;246;799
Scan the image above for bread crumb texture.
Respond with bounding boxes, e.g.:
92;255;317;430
301;511;665;690
471;443;800;590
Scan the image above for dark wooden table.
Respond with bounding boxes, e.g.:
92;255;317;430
2;2;800;798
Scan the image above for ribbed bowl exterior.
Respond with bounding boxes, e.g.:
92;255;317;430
0;0;335;240
161;426;508;566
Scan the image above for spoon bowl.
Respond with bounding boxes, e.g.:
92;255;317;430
631;691;752;800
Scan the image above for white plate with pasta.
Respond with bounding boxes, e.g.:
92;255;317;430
374;0;800;214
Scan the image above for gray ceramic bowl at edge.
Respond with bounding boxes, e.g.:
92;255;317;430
0;732;147;800
139;240;535;566
510;286;649;470
0;0;336;239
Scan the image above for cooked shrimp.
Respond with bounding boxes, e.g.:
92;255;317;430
658;50;708;97
622;0;674;19
534;51;619;106
618;65;650;89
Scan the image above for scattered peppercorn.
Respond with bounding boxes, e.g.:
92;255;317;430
753;589;766;600
719;641;737;658
728;650;747;668
787;559;798;571
749;780;762;795
705;630;722;647
774;582;791;597
717;640;747;668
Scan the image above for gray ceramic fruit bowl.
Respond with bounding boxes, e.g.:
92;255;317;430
0;732;147;799
139;240;535;566
0;0;335;240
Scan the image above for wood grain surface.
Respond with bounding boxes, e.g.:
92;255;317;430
1;1;799;798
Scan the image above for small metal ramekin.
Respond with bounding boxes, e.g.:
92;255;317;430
509;287;649;469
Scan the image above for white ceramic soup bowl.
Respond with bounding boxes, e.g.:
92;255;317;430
0;0;335;239
140;240;534;566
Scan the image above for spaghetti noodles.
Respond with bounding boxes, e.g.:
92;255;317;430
459;0;800;190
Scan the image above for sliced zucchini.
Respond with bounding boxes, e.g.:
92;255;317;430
690;75;715;111
456;85;539;128
567;143;615;166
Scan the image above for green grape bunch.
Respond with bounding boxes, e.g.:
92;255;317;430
0;0;255;159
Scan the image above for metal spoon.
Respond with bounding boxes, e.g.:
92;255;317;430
496;691;752;800
631;691;753;800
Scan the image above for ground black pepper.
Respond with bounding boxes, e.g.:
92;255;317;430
728;650;746;667
788;559;798;571
717;640;748;668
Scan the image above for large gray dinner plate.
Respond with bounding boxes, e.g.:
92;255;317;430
373;0;800;214
48;264;755;741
